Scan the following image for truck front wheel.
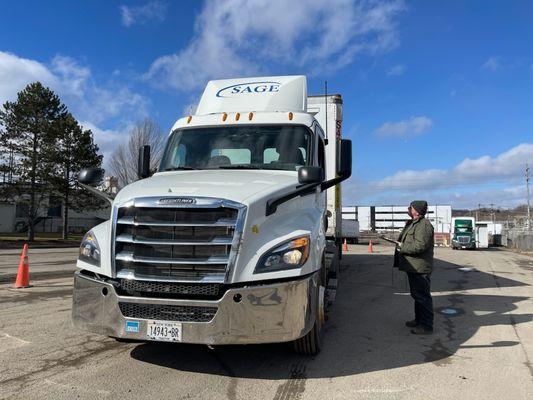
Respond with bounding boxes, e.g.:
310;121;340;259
293;281;325;355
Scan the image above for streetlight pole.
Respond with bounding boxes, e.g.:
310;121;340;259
526;163;531;230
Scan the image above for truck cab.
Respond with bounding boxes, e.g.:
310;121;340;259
451;217;476;250
72;76;351;354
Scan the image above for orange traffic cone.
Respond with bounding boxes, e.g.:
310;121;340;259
343;238;348;252
368;240;374;253
14;243;31;288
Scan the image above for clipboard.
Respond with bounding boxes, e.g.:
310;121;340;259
380;235;398;245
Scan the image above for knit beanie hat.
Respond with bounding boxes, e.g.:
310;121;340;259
410;200;428;216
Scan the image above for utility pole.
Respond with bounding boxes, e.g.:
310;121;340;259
526;163;531;230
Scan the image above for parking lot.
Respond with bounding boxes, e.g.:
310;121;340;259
1;244;532;400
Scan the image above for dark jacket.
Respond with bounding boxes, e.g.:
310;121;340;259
394;217;434;273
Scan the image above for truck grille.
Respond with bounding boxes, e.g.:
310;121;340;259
117;279;224;299
113;198;244;283
119;302;217;322
458;236;470;243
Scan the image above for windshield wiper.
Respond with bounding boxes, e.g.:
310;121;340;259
215;164;261;169
163;166;200;171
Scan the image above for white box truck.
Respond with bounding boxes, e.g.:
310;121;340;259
73;76;351;355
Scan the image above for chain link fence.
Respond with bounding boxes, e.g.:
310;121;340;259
501;229;533;252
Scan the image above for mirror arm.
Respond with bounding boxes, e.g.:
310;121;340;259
321;174;348;191
78;182;114;205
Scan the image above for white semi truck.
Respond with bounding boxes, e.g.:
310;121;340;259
73;76;351;355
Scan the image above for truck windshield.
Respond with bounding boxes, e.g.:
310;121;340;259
455;220;473;233
159;125;311;171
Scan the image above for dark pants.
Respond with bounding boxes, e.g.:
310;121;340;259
407;272;433;329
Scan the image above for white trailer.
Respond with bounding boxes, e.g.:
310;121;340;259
307;95;343;249
475;221;489;249
73;76;352;355
342;219;359;243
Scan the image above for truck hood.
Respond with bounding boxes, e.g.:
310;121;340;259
113;169;298;206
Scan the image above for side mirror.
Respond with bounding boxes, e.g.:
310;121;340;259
78;168;104;186
337;139;352;178
138;145;151;179
77;167;113;204
321;139;352;191
298;166;324;184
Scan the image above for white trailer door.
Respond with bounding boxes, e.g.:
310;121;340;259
476;225;489;248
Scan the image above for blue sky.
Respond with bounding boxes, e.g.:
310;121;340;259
1;0;532;208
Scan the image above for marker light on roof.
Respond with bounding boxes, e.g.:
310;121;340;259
235;112;241;121
288;112;293;120
187;115;192;123
248;112;254;120
222;112;228;121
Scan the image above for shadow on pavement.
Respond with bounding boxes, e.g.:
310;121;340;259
130;251;532;379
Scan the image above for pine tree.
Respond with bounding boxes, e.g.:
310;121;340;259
0;82;67;241
49;113;104;239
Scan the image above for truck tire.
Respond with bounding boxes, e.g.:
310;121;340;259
337;238;343;261
293;276;325;355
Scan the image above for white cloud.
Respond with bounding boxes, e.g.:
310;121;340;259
387;64;405;76
120;1;167;27
0;51;148;124
345;143;533;208
79;121;131;166
0;51;148;162
345;184;528;209
376;143;533;190
0;51;57;102
145;0;405;92
482;56;502;72
374;116;433;138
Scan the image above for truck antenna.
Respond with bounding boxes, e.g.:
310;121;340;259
324;81;328;140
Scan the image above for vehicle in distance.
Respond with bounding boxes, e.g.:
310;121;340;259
451;217;476;250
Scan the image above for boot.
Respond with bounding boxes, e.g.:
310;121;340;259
411;325;433;335
405;319;419;328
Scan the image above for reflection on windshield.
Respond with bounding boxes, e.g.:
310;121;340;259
159;125;311;172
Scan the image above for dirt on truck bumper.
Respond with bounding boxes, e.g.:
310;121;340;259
72;271;318;345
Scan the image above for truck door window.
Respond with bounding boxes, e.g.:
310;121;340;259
318;139;325;168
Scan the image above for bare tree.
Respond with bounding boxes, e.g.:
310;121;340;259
108;118;166;187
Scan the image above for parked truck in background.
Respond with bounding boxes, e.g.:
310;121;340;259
341;219;360;244
451;217;476;250
73;76;352;355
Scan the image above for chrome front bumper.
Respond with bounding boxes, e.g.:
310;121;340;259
72;271;318;345
452;240;476;249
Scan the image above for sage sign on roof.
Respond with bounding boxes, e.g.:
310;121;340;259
216;81;281;98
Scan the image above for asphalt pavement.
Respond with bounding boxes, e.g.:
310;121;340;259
0;245;532;400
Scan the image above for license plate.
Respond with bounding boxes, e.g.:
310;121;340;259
147;320;182;342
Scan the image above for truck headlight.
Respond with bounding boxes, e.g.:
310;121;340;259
255;236;310;273
79;230;101;267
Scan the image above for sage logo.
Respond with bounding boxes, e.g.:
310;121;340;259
216;81;281;98
158;197;196;205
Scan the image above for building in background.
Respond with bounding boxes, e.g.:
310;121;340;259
342;205;452;234
0;198;109;234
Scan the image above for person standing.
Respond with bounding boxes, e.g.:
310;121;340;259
394;200;435;334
